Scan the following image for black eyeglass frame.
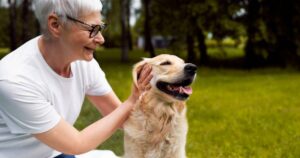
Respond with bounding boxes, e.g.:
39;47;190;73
66;15;107;38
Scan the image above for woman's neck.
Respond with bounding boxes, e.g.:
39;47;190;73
38;36;73;78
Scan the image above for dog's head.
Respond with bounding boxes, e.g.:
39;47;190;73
133;54;197;102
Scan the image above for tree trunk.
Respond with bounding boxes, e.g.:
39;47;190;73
35;17;41;35
244;0;260;68
126;0;133;50
143;0;155;57
8;0;17;51
186;34;196;64
195;25;208;65
120;0;129;62
21;0;31;44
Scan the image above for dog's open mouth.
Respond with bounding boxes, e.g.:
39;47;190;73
156;78;193;100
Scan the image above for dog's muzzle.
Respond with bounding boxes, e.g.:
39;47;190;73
156;63;197;101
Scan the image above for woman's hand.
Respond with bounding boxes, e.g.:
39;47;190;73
129;64;152;103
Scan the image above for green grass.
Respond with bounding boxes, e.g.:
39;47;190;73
73;49;300;157
186;68;300;158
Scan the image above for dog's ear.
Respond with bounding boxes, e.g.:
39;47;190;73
132;58;150;86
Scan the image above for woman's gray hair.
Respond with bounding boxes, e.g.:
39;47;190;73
33;0;102;37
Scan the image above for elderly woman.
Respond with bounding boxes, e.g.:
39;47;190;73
0;0;152;158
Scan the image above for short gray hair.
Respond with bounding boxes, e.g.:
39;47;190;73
33;0;103;37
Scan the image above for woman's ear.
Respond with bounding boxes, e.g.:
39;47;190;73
47;13;61;38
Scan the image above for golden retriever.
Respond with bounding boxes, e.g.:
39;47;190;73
123;54;197;158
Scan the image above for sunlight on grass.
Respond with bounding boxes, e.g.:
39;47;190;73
187;68;300;157
208;47;245;59
0;48;9;53
0;48;9;59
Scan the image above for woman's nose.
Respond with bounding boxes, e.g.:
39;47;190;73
93;32;105;45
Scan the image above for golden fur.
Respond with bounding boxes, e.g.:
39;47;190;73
123;54;196;158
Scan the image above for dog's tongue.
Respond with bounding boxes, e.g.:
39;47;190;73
180;86;193;95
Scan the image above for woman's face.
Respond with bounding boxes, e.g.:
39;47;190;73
59;12;104;61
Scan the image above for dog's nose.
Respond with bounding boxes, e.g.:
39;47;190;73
184;63;197;75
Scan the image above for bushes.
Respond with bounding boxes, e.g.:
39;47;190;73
0;48;9;59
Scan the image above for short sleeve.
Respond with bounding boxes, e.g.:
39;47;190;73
85;59;112;96
0;80;61;134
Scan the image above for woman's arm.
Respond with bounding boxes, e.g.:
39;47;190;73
87;91;121;117
34;97;134;155
34;64;152;155
87;63;153;117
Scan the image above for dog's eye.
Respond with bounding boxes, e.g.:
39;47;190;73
160;61;172;66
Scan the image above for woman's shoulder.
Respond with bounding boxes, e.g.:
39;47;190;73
0;36;42;80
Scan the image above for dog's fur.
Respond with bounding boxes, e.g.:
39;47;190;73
123;54;197;158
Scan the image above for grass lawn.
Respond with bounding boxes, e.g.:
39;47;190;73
186;68;300;158
74;48;300;157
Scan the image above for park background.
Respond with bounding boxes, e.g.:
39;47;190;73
0;0;300;157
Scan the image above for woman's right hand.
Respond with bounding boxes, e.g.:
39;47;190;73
129;64;152;103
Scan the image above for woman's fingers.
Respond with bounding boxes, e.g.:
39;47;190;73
136;64;145;80
142;72;153;90
138;65;151;83
130;64;152;102
137;64;152;91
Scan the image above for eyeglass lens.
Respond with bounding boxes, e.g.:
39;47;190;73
90;24;106;38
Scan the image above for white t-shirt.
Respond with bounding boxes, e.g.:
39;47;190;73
0;36;112;158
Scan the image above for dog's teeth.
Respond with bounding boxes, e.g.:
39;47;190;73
179;87;183;93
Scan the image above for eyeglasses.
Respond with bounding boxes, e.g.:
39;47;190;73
66;15;107;38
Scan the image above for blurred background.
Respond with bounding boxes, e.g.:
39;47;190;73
0;0;300;68
0;0;300;157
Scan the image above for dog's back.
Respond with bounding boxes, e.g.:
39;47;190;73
123;91;188;158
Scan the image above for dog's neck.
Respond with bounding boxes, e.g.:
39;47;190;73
131;90;187;145
137;90;186;116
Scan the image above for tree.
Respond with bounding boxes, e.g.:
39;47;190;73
239;0;268;68
186;33;196;63
195;24;208;65
8;0;17;51
103;0;122;48
120;0;130;62
21;0;31;43
241;0;300;68
142;0;155;57
261;0;299;67
102;0;133;62
126;0;133;50
0;7;10;47
149;0;218;64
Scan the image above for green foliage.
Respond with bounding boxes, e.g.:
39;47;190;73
0;8;10;47
102;0;122;48
0;4;39;49
207;47;245;59
0;48;9;59
75;49;300;157
206;37;243;48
